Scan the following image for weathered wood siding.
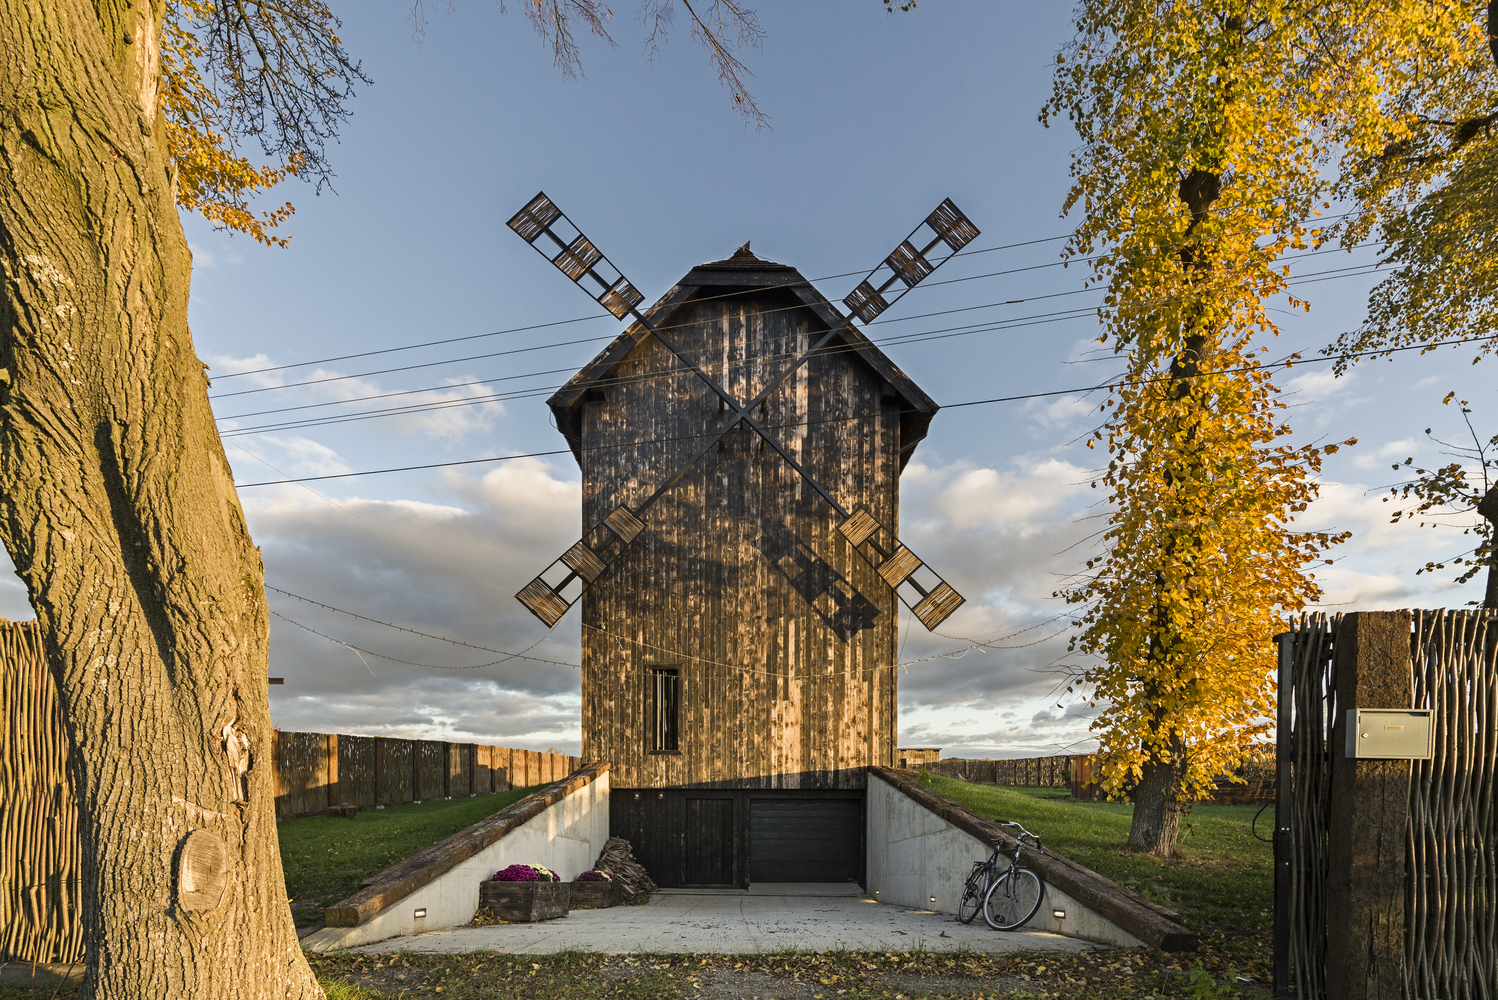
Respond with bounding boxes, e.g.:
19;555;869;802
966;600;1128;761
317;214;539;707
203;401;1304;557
339;734;378;807
580;287;900;789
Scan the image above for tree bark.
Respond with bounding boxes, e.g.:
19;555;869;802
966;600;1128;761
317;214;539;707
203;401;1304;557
1128;735;1184;855
0;2;321;997
1479;483;1498;609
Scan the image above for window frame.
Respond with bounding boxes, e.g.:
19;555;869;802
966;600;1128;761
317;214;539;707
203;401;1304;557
645;665;681;754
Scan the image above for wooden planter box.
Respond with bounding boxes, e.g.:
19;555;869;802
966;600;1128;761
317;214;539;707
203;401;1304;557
568;880;622;909
478;881;570;922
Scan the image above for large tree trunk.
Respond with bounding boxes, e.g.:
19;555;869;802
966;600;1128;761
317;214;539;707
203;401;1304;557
0;2;321;997
1128;736;1184;857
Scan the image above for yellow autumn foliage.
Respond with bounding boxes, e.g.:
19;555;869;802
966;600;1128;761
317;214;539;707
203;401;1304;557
161;1;299;246
1043;2;1480;813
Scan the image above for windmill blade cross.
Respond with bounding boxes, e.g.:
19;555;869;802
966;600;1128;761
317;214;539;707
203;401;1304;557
505;192;975;631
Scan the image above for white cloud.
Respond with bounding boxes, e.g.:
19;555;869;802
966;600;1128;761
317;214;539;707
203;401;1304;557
209;355;509;442
1350;437;1417;470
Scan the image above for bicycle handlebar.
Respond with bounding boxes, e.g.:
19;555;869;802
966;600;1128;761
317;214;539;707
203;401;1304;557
998;821;1042;852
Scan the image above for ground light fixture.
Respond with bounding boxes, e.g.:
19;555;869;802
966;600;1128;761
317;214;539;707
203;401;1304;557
1052;909;1066;919
414;908;427;919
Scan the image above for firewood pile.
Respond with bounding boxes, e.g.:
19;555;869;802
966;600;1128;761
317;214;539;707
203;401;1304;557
592;837;657;904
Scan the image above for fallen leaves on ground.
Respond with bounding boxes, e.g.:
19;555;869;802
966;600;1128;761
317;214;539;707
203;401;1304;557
304;944;1268;1000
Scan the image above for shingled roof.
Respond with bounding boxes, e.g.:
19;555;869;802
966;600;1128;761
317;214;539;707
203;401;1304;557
546;244;939;472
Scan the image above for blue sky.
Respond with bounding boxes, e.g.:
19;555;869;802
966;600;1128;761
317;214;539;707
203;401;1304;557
4;2;1490;757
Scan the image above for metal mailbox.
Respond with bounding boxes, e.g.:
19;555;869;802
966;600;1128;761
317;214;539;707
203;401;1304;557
1345;708;1434;760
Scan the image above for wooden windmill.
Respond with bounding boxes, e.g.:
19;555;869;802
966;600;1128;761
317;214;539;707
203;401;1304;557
503;193;978;888
509;193;974;634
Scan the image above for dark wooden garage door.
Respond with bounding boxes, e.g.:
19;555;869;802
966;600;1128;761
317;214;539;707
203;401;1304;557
684;798;736;886
749;799;861;882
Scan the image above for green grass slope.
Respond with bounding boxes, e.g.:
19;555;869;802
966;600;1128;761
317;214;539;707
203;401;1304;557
278;786;543;927
918;775;1272;958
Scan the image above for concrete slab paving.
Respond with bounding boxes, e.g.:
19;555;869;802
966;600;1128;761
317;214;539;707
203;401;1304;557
348;884;1098;956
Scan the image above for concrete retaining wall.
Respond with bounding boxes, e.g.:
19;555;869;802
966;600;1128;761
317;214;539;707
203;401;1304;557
866;770;1148;948
304;764;610;952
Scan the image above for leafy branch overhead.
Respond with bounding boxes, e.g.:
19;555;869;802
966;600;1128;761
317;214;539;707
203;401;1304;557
165;0;776;245
162;0;367;246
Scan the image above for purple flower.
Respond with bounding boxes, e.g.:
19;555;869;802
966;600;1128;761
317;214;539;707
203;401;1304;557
491;863;558;883
574;869;614;882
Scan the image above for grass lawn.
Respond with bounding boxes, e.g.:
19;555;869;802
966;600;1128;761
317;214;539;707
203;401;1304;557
279;787;543;927
918;776;1273;969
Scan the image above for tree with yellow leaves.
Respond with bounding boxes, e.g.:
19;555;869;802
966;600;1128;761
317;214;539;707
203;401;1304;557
1330;4;1498;607
1043;2;1482;855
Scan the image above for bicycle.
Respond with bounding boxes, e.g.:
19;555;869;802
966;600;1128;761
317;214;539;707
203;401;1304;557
955;820;1046;931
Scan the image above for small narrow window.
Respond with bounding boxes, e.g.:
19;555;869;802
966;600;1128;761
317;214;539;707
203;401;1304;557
647;668;680;752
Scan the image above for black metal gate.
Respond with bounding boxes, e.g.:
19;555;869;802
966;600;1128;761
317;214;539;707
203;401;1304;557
1275;611;1497;1000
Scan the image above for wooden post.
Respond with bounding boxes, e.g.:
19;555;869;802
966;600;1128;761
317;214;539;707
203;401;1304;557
374;737;385;806
326;733;339;808
270;729;281;819
439;742;447;799
1326;611;1413;1000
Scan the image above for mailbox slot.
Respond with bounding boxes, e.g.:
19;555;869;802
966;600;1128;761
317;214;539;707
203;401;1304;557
1345;708;1434;760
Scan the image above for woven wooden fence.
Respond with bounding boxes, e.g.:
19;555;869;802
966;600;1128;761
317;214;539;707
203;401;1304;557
1280;610;1497;1000
0;621;82;965
1406;610;1497;999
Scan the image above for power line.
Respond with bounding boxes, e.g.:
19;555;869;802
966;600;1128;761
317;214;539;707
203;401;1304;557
267;586;573;665
210;207;1374;384
212;290;1101;423
270;609;582;670
218;305;1103;437
216;259;1387;439
208;241;1384;402
234;326;1496;488
210;232;1080;382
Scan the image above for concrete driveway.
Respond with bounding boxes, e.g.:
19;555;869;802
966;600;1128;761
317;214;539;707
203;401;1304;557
350;884;1098;956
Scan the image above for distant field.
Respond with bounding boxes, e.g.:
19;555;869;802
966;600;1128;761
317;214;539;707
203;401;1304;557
277;786;543;927
919;774;1273;964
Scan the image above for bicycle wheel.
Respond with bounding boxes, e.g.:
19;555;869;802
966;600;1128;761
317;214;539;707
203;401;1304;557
983;868;1044;931
957;869;986;924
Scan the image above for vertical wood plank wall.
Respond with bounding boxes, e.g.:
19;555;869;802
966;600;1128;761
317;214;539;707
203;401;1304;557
268;735;579;819
580;289;900;789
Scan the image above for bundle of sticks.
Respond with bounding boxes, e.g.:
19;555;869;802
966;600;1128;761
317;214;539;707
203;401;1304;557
592;837;658;904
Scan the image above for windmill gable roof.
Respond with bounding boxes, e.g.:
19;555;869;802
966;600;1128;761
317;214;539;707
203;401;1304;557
547;245;939;471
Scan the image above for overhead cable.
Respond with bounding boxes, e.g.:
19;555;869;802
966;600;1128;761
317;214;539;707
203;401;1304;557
233;329;1498;488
